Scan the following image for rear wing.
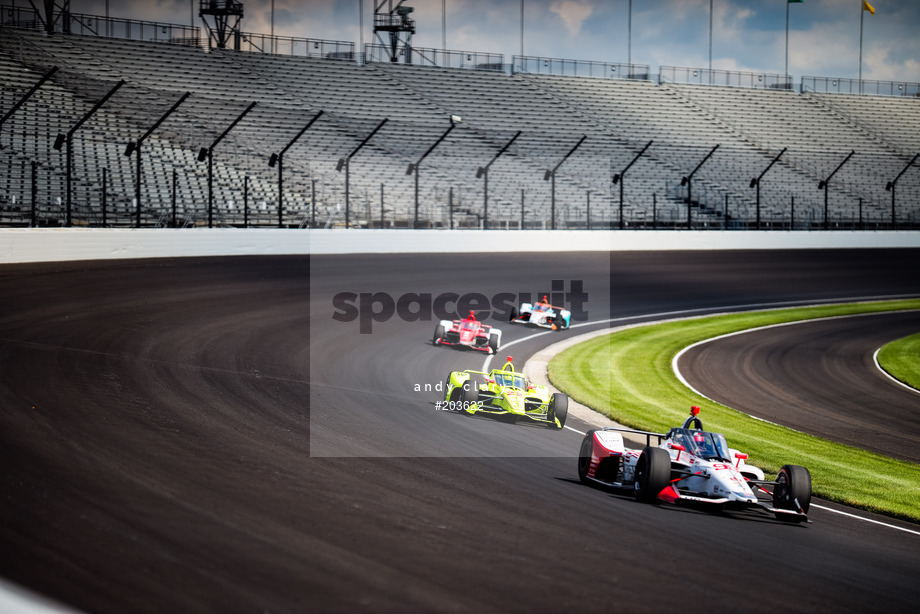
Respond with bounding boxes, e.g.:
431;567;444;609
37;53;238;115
599;427;666;447
459;370;490;377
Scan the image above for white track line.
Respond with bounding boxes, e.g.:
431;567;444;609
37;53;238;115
873;347;920;396
809;504;920;536
672;309;920;425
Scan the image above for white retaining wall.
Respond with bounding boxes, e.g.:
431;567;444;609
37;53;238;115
1;228;918;264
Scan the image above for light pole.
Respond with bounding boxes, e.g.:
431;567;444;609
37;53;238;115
125;91;190;228
885;153;918;229
197;101;257;228
612;140;652;229
544;135;587;230
336;118;388;228
680;144;719;229
269;110;324;228
477;130;521;230
53;79;125;227
818;150;855;230
749;147;786;230
407;115;461;228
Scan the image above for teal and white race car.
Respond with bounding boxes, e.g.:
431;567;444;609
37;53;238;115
443;356;568;429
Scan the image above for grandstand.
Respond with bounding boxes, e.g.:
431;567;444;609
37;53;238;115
1;5;918;230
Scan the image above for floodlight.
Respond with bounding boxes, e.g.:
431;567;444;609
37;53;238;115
268;153;279;167
543;170;552;181
336;158;346;172
197;147;209;162
53;133;66;150
476;167;485;179
749;178;757;188
885;181;893;191
450;114;462;125
124;141;136;157
406;163;415;175
818;180;826;190
397;6;414;16
680;176;688;186
612;173;620;184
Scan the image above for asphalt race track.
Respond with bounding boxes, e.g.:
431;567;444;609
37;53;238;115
1;249;920;613
678;310;920;463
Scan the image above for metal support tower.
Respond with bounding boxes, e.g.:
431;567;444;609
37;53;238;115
374;1;416;63
200;0;244;50
24;1;71;34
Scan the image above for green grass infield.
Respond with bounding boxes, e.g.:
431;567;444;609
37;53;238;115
878;331;920;392
548;299;920;523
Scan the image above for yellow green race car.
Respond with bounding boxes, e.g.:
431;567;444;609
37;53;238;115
443;356;568;429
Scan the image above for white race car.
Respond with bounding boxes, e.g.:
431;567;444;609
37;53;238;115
577;406;811;523
509;295;571;330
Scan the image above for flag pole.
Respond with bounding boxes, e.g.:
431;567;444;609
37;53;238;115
858;2;864;94
520;0;524;59
785;0;790;83
708;0;713;83
627;0;632;69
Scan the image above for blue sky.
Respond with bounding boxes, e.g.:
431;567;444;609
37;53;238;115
76;1;920;82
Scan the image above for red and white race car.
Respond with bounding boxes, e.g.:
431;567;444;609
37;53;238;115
433;311;502;354
577;406;811;522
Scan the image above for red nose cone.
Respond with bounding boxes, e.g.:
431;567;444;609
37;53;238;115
506;356;513;363
691;405;700;416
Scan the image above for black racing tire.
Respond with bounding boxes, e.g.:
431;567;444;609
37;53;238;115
433;324;445;345
462;378;480;412
773;465;811;522
553;313;566;330
488;333;500;353
446;374;462;403
509;306;519;322
548;392;568;429
634;446;671;504
577;431;596;483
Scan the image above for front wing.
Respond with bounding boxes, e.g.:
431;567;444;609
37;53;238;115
473;390;557;425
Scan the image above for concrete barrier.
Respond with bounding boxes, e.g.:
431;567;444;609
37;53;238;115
1;228;918;264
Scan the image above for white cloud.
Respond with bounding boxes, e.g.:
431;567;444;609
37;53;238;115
549;0;594;36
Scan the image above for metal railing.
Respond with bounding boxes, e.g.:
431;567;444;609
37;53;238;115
661;66;792;90
364;43;504;70
237;32;353;59
513;56;650;80
802;76;920;97
0;5;202;47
